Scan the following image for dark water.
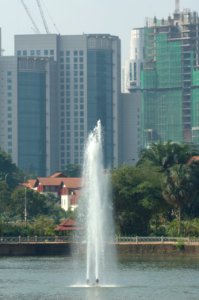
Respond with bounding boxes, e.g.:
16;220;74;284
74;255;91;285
0;255;199;300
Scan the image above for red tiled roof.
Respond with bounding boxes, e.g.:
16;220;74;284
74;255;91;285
21;173;82;191
37;177;81;188
188;156;199;164
22;179;37;189
49;172;67;178
55;219;81;231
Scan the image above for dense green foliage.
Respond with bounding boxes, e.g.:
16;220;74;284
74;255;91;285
0;148;67;236
1;142;199;237
61;164;82;177
112;142;199;236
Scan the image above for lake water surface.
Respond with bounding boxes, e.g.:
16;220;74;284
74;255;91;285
0;255;199;300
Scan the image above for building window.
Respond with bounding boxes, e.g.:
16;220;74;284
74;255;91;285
30;50;35;56
36;50;41;55
66;78;70;83
66;51;70;56
44;50;48;55
22;50;27;56
73;50;78;56
17;50;21;56
50;49;54;55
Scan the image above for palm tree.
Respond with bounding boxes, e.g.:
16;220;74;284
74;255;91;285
138;141;197;171
162;164;194;235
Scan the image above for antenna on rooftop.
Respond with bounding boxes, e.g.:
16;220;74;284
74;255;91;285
175;0;180;13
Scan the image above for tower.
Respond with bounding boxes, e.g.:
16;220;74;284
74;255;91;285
139;8;199;148
14;33;121;171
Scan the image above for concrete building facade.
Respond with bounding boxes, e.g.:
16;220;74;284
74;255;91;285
15;34;121;170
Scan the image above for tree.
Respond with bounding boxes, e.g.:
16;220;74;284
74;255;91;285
11;188;49;220
112;162;165;235
138;141;197;171
61;164;82;177
0;182;11;216
162;164;194;235
0;148;17;174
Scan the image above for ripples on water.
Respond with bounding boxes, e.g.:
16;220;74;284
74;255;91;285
0;255;199;300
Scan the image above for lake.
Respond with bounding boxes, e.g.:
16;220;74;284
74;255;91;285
0;255;199;300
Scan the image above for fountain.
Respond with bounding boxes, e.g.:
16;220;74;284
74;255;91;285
78;120;116;286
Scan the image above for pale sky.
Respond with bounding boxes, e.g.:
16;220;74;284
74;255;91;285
0;0;199;64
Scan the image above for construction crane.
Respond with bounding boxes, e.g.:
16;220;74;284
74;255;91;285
20;0;40;34
36;0;50;34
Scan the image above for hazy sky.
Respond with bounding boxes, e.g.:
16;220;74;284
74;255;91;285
0;0;199;64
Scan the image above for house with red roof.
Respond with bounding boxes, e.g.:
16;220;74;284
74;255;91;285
23;172;82;211
55;218;81;232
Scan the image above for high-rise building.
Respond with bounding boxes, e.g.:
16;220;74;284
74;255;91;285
15;34;121;170
143;8;199;147
0;56;58;176
126;5;199;149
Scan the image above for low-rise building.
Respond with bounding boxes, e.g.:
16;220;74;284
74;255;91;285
23;172;81;211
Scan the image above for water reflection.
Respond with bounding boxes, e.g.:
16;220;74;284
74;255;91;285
0;256;199;300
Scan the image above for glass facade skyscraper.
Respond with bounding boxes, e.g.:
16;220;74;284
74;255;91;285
18;61;46;175
87;49;113;166
15;34;121;171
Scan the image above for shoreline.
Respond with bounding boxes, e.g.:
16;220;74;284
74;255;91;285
1;241;199;257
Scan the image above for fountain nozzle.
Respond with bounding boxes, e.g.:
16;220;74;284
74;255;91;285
96;278;99;285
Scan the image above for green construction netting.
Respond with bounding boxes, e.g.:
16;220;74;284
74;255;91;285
192;69;199;86
156;33;182;88
141;90;183;147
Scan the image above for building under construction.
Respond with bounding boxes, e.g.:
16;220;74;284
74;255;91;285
128;1;199;148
